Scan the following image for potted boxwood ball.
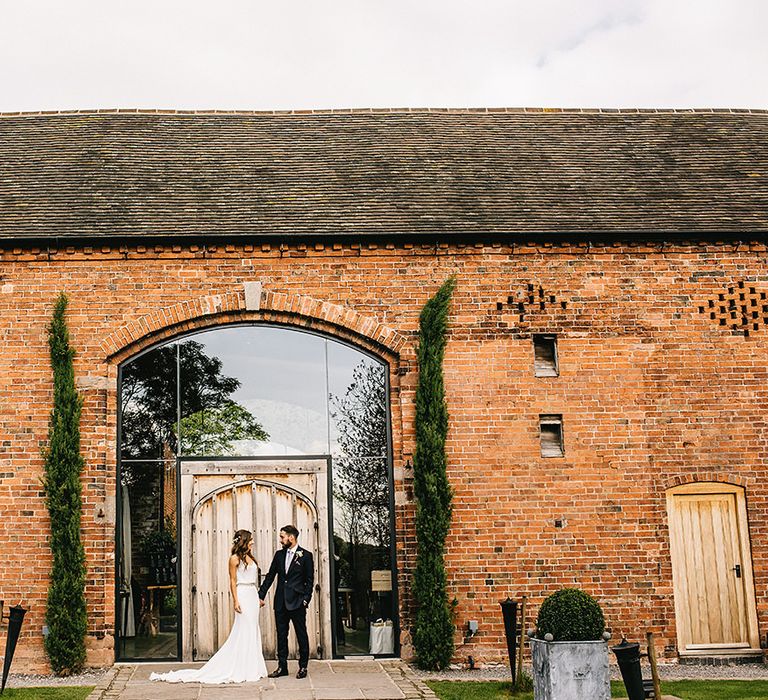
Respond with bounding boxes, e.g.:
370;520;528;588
529;588;610;700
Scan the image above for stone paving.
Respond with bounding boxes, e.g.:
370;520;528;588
87;660;437;700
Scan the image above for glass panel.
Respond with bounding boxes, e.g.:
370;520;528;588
328;343;391;654
120;343;178;460
179;327;328;455
328;343;388;459
332;454;393;655
118;461;178;660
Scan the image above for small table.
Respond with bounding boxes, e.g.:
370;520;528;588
145;585;175;637
337;587;354;629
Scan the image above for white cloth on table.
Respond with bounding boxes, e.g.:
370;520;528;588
369;620;394;655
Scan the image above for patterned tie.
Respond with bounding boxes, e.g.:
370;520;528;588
285;550;293;574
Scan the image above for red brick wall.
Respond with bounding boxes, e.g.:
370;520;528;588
1;239;766;671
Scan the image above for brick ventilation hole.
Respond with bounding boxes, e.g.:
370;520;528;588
699;280;768;337
495;283;566;324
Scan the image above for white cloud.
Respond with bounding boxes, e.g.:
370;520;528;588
0;0;765;110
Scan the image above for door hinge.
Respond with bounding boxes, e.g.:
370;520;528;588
733;564;742;578
191;585;197;593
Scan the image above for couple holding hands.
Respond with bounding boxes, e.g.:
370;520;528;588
151;524;314;684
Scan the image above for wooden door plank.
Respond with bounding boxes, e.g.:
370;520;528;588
679;499;704;644
717;498;741;644
667;494;692;650
710;499;734;644
734;491;761;649
195;500;214;659
722;495;748;643
698;498;722;643
690;499;710;644
211;495;220;652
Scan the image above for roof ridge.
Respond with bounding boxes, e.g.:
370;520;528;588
0;106;767;118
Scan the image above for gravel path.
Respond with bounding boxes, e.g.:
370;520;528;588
415;660;768;683
5;669;110;688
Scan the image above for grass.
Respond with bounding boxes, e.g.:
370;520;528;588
0;688;94;700
426;679;768;700
426;681;523;700
614;680;768;700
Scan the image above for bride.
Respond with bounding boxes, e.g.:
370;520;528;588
150;529;268;684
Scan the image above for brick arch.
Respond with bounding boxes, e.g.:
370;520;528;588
662;471;751;491
100;285;408;362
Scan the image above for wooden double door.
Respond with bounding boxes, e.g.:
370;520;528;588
667;483;760;655
179;458;331;662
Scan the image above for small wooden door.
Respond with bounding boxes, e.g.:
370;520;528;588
179;459;331;662
667;483;760;654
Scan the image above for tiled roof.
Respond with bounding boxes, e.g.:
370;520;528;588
0;109;767;240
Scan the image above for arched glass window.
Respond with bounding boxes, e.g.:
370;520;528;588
117;325;395;660
120;326;387;459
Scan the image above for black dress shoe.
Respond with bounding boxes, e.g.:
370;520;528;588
268;667;289;678
296;667;308;679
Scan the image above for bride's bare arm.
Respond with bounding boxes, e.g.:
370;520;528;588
229;555;242;613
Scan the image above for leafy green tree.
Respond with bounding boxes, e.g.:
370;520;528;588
179;402;268;454
120;340;268;479
413;277;456;670
43;293;87;675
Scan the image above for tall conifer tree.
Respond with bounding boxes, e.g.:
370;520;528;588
412;277;456;670
43;293;87;675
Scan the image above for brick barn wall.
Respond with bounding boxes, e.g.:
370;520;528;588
0;239;766;671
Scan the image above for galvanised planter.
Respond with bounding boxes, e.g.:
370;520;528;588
530;637;610;700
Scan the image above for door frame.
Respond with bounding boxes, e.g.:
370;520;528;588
666;482;760;656
179;456;332;662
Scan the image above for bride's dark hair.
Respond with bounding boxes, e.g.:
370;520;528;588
231;529;257;566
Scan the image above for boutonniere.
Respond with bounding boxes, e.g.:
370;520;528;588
296;550;304;559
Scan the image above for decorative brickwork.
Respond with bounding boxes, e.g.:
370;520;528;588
101;288;408;361
698;280;768;337
662;472;750;490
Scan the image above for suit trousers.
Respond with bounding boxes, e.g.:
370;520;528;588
275;604;309;668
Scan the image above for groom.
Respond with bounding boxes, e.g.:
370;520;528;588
259;524;315;679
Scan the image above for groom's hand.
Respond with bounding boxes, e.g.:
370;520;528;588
259;598;266;607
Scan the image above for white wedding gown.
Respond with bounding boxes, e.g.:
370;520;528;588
150;562;268;684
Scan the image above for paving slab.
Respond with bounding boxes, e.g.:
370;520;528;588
258;691;315;700
314;690;368;700
199;684;276;697
97;659;431;699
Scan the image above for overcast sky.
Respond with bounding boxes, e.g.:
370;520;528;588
0;0;766;112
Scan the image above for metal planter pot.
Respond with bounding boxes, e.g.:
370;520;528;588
530;637;610;700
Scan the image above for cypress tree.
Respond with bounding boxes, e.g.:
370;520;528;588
43;293;87;675
412;277;456;670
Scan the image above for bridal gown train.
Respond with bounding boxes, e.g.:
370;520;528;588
150;562;268;684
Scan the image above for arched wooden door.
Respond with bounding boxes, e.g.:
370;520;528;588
179;459;330;662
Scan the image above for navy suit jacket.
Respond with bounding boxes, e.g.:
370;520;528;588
258;546;314;611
